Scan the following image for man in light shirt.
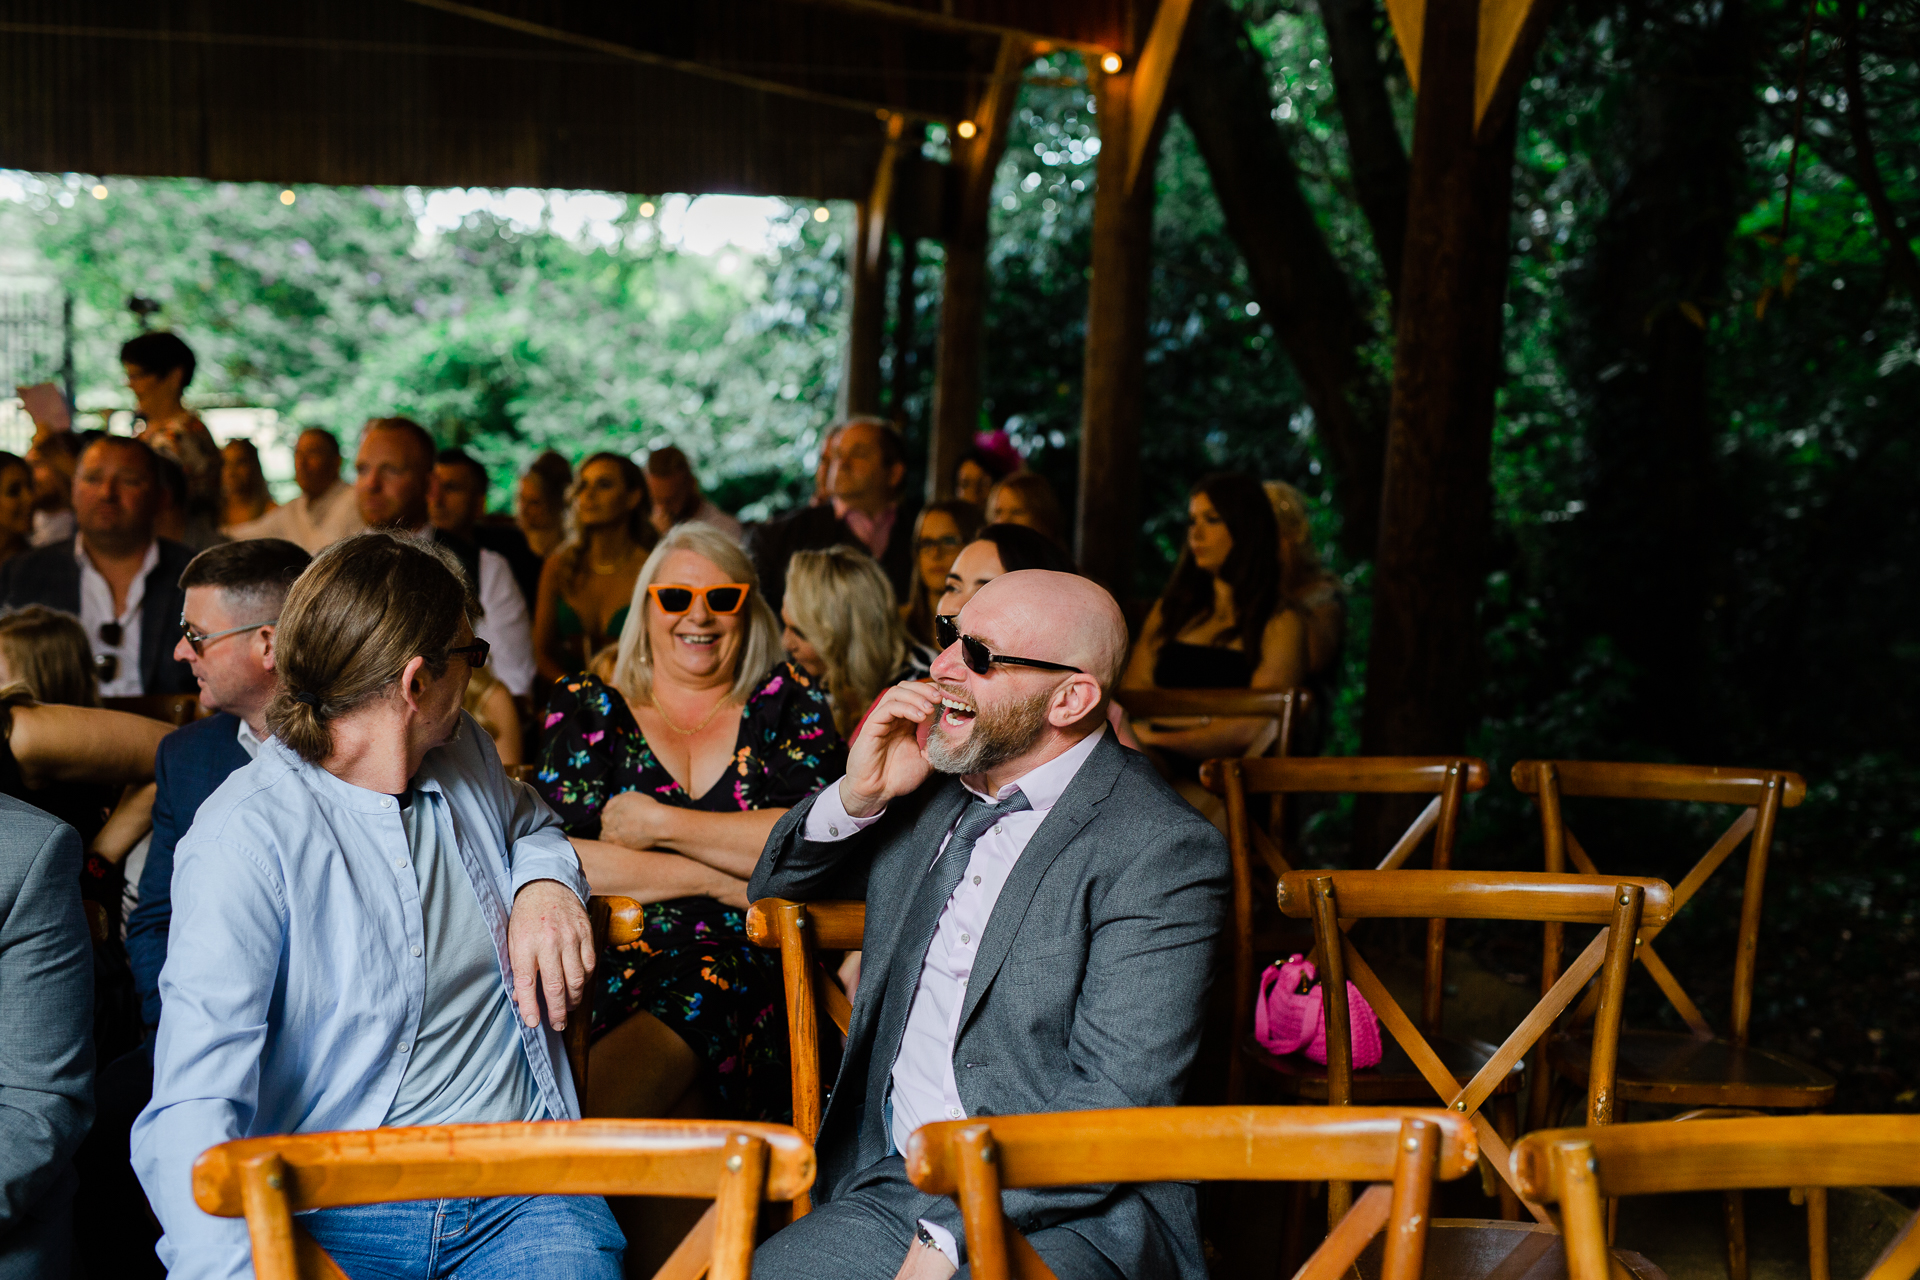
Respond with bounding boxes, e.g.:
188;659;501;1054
0;434;194;696
354;418;537;698
226;427;365;552
749;570;1228;1280
645;445;743;540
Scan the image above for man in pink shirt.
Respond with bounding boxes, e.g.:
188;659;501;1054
748;571;1228;1280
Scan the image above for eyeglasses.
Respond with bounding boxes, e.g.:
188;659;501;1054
180;617;276;657
917;534;964;554
444;638;490;668
935;614;1084;676
648;583;750;615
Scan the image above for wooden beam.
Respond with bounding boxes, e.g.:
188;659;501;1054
1123;0;1194;194
1382;0;1555;133
793;0;1126;56
841;116;906;416
927;36;1028;501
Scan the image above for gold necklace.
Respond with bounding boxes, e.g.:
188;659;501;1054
649;690;733;735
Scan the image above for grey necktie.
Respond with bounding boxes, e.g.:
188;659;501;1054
878;788;1034;1076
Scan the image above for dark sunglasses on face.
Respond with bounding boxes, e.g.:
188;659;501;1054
180;617;276;657
934;614;1084;677
445;638;490;668
648;583;749;615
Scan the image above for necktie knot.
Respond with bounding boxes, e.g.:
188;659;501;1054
948;789;1032;853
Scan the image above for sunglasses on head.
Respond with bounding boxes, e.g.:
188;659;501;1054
935;614;1083;677
648;583;750;616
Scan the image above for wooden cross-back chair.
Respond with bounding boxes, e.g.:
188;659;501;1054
1514;1116;1920;1280
906;1106;1478;1280
1279;868;1672;1229
192;1119;815;1280
1511;760;1834;1280
1194;756;1489;1104
746;897;865;1215
1112;687;1309;771
103;692;202;725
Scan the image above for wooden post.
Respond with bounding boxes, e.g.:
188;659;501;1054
1357;0;1530;769
840;115;904;419
1074;0;1190;587
928;38;1025;501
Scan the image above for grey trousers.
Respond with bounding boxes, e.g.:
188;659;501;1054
753;1156;1122;1280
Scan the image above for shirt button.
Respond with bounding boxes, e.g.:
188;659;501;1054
380;797;393;809
411;945;422;957
946;1106;964;1119
959;932;971;945
398;1043;410;1053
829;825;839;836
972;875;982;885
394;859;406;870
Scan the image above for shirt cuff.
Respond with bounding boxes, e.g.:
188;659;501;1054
917;1219;960;1270
802;779;884;842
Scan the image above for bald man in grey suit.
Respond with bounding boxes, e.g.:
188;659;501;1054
0;794;93;1280
749;571;1228;1280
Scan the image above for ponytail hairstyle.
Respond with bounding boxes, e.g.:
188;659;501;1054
265;532;477;763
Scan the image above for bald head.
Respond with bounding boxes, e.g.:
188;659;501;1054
961;570;1128;692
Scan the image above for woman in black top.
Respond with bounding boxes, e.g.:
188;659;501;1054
1122;473;1333;767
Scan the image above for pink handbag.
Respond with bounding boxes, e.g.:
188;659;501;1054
1255;953;1384;1068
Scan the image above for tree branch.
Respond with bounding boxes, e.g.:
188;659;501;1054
1840;0;1920;295
1318;0;1412;299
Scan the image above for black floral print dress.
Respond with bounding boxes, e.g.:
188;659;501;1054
536;662;844;1122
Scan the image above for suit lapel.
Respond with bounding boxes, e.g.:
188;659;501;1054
955;733;1125;1034
845;777;969;1046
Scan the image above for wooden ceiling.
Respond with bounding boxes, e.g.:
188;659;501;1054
0;0;1142;199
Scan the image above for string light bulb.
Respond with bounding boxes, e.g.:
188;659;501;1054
814;206;830;222
91;184;108;200
639;201;656;217
279;189;296;205
1100;52;1123;73
956;119;978;139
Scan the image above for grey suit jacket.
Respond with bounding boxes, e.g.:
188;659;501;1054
747;731;1227;1280
0;794;93;1279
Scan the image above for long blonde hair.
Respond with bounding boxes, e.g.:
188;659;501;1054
786;546;908;737
608;522;783;706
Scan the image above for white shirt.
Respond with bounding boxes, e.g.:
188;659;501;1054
76;537;160;697
31;508;75;548
406;526;536;698
226;479;365;553
235;717;264;760
802;726;1108;1267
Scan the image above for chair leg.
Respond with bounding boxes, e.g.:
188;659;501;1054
1723;1190;1749;1280
1806;1187;1830;1280
1281;1181;1311;1277
1492;1094;1521;1222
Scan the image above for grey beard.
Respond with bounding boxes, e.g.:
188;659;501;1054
926;684;1054;775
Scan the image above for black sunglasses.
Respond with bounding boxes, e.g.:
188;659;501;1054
935;614;1083;676
445;638;491;669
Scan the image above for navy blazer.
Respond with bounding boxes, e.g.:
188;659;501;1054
125;712;250;1028
0;536;196;696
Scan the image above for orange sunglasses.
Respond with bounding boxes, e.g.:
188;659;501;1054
647;583;751;615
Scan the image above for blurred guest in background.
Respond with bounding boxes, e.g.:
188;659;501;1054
1123;473;1333;770
0;606;100;707
645;445;741;540
780;545;931;739
27;431;78;547
0;449;34;567
536;522;843;1121
901;499;981;647
952;440;1014;509
517;450;572;558
0;792;91;1280
430;448;543;613
1265;480;1345;674
148;449;218;552
0;435;195;697
229;427;363;552
748;418;917;612
937;522;1075;617
463;663;523;768
123;333;221;531
808;425;843;507
355;418;536;698
533;453;657;684
217;439;275;529
985;471;1068;549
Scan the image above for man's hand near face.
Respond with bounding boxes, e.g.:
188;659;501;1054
507;879;595;1030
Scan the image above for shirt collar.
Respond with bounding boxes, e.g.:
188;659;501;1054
235;717;265;760
263;734;444;814
75;536;161;616
963;723;1107;812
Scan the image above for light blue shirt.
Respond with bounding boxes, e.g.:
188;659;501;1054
131;714;589;1280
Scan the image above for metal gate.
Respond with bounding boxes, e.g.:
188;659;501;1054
0;289;75;407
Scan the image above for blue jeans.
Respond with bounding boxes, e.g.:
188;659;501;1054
299;1193;624;1280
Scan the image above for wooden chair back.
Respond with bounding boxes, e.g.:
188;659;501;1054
1513;1116;1920;1280
194;1119;814;1280
103;693;202;726
1196;756;1489;1100
906;1106;1478;1280
746;897;865;1214
1112;686;1308;762
1277;868;1673;1225
1511;762;1807;1055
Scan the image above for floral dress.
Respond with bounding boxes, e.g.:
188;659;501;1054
536;663;844;1122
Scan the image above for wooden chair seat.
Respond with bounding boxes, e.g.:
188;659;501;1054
1244;1030;1524;1103
1547;1029;1836;1110
1353;1220;1666;1280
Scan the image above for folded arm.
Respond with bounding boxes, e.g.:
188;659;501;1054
7;704;171;789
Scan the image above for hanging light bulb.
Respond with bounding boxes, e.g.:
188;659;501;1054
91;184;108;200
814;206;830;222
639;201;656;217
956;119;978;139
1100;52;1123;73
280;189;296;205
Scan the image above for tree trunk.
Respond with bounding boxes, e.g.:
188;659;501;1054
1318;0;1411;299
1359;0;1521;778
1175;0;1387;561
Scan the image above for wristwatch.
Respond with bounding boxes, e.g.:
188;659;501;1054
916;1225;941;1251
